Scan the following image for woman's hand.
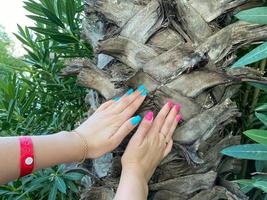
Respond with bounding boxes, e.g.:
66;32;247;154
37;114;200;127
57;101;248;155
122;100;182;182
75;85;147;159
114;101;182;200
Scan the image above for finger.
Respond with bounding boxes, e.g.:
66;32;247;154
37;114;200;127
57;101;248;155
95;100;115;113
110;115;142;145
153;100;173;132
131;111;154;146
160;103;181;137
120;90;147;118
111;85;146;113
166;114;182;142
163;139;173;158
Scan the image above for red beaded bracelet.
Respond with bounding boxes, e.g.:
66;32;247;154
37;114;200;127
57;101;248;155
19;136;34;177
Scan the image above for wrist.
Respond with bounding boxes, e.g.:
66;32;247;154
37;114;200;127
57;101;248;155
120;167;149;197
121;166;148;185
57;131;84;162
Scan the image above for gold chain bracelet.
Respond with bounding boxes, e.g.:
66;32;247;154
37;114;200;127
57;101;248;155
72;130;88;164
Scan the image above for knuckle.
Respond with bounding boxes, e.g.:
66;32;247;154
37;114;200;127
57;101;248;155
126;123;133;132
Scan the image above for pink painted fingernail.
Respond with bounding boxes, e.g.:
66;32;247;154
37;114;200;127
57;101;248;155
175;103;181;112
167;100;173;108
176;114;183;122
145;111;154;121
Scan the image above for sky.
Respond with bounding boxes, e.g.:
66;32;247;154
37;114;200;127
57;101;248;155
0;0;32;56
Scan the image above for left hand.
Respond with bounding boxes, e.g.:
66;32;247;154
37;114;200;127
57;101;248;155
75;85;147;159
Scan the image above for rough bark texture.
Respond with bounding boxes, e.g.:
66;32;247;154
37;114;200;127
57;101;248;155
62;0;267;199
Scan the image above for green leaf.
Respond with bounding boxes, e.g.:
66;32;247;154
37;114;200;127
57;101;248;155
56;0;63;19
23;1;44;16
233;179;255;194
66;181;79;193
41;7;65;28
249;82;267;92
7;99;16;122
231;42;267;68
29;27;59;35
27;15;54;26
244;129;267;144
256;104;267;112
48;182;57;200
64;172;84;181
254;180;267;192
255;160;267;172
235;7;267;25
66;0;76;30
255;112;267;126
49;34;77;44
55;177;66;194
221;144;267;160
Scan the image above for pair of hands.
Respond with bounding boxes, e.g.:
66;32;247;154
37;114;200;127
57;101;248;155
75;85;182;183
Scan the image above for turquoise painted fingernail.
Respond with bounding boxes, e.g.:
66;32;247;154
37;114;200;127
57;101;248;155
113;97;120;101
141;89;148;97
127;88;134;95
131;115;142;126
137;84;145;92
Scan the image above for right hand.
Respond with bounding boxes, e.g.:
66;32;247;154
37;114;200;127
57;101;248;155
121;100;182;182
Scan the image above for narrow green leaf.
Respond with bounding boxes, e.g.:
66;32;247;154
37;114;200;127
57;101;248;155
231;42;267;68
27;15;54;26
55;177;67;194
13;33;29;46
233;179;255;194
7;99;16;122
48;183;57;200
66;0;75;30
57;0;63;19
29;27;59;35
249;82;267;92
256;104;267;112
254;180;267;192
221;144;267;160
23;1;44;16
244;129;267;144
49;34;77;44
235;7;267;25
41;7;65;28
66;181;79;193
64;172;84;181
255;112;267;126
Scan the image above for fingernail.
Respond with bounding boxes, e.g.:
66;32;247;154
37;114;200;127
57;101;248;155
127;88;134;95
131;115;142;125
137;84;145;92
141;89;148;97
113;97;120;101
167;100;173;108
176;114;182;122
145;111;154;121
175;103;181;112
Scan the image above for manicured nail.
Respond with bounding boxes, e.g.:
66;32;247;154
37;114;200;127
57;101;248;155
127;88;134;95
141;89;148;97
167;100;173;108
176;114;182;122
137;84;145;92
145;111;154;121
113;97;120;101
131;115;142;125
175;103;181;112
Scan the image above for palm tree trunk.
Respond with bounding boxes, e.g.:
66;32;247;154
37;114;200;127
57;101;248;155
63;0;267;199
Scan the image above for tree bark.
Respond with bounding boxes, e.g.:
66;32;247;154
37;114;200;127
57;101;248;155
63;0;267;199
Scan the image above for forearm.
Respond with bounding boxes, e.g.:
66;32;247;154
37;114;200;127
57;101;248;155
114;168;148;200
0;131;82;184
